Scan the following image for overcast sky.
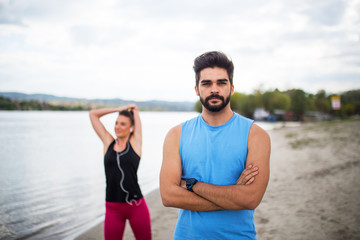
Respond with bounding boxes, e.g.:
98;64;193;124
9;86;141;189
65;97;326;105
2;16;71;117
1;0;359;102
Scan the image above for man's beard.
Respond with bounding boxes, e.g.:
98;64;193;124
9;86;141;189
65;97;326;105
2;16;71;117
200;93;231;112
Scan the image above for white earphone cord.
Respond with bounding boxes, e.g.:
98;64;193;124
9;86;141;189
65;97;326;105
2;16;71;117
115;140;142;206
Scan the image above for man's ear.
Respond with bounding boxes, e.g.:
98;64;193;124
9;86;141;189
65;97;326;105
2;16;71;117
195;85;199;96
231;84;234;95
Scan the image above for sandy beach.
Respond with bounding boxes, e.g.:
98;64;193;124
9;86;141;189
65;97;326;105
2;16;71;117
75;119;360;240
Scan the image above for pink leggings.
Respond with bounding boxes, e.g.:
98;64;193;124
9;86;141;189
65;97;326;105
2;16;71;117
104;199;152;240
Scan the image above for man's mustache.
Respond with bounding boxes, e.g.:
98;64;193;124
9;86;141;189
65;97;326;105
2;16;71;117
205;94;224;102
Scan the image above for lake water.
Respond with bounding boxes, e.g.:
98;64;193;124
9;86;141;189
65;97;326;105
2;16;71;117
0;111;281;240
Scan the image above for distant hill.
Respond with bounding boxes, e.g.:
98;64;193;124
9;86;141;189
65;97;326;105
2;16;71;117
0;92;196;111
0;92;87;102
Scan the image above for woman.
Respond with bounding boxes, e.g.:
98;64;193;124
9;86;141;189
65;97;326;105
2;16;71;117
89;104;151;240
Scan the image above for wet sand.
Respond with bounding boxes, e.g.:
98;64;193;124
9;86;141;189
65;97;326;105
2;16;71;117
75;120;360;240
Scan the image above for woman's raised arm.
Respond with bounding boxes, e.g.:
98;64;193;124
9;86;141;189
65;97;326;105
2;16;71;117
89;105;135;149
129;105;142;157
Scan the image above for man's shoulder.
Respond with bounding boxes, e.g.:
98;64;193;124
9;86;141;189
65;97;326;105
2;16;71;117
248;123;270;143
166;124;182;136
163;124;182;147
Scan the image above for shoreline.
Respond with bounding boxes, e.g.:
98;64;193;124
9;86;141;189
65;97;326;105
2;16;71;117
75;120;360;240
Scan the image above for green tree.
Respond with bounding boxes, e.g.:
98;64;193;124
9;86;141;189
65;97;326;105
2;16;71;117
343;103;355;116
230;92;247;113
286;89;306;120
270;90;291;112
341;89;360;115
253;89;264;109
243;94;257;118
261;91;273;113
261;89;290;114
315;90;331;113
194;100;202;113
230;92;256;118
306;93;316;112
0;96;16;110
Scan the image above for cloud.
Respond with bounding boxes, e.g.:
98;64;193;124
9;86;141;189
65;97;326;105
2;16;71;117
0;0;359;101
0;2;24;26
301;0;347;26
0;15;25;26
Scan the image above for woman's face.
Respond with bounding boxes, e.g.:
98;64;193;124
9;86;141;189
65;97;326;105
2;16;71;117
114;115;132;138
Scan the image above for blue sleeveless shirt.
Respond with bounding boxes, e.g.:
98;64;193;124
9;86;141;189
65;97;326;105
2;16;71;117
174;113;256;240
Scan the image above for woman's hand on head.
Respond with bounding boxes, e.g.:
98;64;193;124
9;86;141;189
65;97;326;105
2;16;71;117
132;105;139;111
123;104;137;111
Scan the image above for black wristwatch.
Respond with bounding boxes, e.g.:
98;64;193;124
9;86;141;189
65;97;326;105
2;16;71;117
186;178;198;192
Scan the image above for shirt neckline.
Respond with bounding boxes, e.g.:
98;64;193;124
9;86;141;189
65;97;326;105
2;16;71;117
200;112;236;129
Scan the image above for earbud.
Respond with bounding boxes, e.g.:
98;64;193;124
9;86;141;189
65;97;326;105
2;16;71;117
130;128;133;132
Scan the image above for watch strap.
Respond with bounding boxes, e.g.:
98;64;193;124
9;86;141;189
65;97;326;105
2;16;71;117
186;178;198;192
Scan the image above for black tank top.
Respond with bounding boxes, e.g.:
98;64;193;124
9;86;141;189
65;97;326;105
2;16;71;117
104;140;143;202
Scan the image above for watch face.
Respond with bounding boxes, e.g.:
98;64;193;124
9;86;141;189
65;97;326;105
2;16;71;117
187;179;193;185
186;178;197;187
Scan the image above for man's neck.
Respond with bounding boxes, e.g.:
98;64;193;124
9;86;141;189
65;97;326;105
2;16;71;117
201;106;234;127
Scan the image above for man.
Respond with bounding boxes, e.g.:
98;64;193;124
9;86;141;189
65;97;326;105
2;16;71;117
160;51;270;239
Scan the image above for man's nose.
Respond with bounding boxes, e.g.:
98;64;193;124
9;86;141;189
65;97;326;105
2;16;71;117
210;84;219;94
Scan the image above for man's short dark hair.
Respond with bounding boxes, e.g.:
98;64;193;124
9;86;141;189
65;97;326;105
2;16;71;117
193;51;234;86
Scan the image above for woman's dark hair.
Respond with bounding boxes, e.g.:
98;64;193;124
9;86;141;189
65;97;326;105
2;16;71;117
119;110;134;125
193;51;234;86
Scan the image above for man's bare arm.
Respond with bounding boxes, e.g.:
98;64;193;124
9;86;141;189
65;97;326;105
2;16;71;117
159;125;261;211
160;125;224;211
188;124;270;210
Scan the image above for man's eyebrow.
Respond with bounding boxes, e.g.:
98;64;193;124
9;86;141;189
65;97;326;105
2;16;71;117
200;79;228;83
217;79;229;83
217;79;228;82
200;79;212;83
